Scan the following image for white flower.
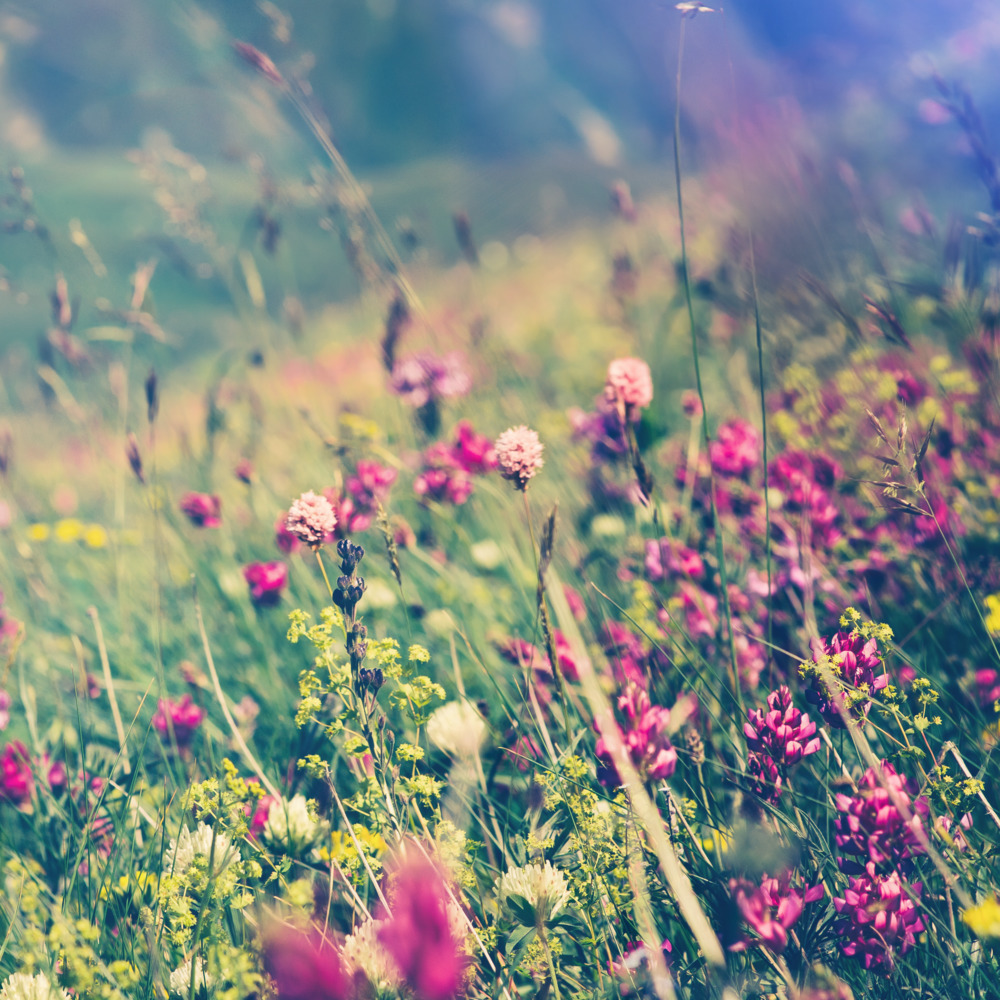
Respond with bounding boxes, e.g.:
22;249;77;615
0;973;70;1000
342;919;401;992
168;958;213;996
264;794;318;850
497;861;572;923
426;701;486;760
164;823;237;877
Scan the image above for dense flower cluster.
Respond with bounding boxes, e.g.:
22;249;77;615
495;425;544;491
390;352;471;408
834;761;930;873
605;356;654;411
595;683;678;786
285;490;337;549
744;686;820;802
806;628;888;727
833;864;925;973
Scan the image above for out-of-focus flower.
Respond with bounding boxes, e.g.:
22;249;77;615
495;426;544;491
833;863;924;973
605;357;654;411
234;458;254;484
426;701;486;759
244;561;288;607
729;871;824;953
744;686;820;802
414;444;473;506
168;958;213;997
152;695;206;747
709;419;759;478
342;918;402;992
609;940;673;997
834;761;930;873
0;691;10;731
285;491;337;550
376;852;466;1000
261;924;351;1000
963;897;1000;940
179;492;221;528
806;629;888;727
451;421;497;474
275;516;301;554
0;972;71;1000
596;684;678;786
681;390;702;419
497;860;572;924
0;742;32;805
390;352;471;408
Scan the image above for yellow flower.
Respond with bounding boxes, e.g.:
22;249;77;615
54;518;83;543
963;898;1000;939
26;523;50;542
83;524;109;549
985;594;1000;637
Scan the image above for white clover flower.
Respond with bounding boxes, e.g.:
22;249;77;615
164;823;237;877
0;973;70;1000
264;794;318;850
497;861;572;923
426;701;486;760
168;958;213;997
342;918;401;992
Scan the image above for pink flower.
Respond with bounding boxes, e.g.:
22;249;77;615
595;684;678;786
414;443;473;506
275;515;301;554
152;695;206;747
0;690;10;731
834;761;930;873
390;352;471;408
495;425;544;491
681;390;703;419
0;741;33;805
285;490;337;549
833;864;924;973
806;628;889;728
729;871;824;953
605;357;654;410
451;421;497;474
709;419;759;478
377;852;466;1000
179;492;221;528
261;924;352;1000
744;686;820;802
244;561;288;606
234;458;254;484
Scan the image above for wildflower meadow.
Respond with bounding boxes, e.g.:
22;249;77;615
2;4;1000;1000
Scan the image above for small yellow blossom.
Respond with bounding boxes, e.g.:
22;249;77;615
84;525;109;548
986;595;1000;637
26;523;49;542
963;898;1000;939
54;518;83;543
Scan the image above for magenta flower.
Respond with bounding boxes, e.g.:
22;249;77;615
833;863;924;973
644;537;705;583
152;695;206;747
346;459;397;509
274;515;301;555
0;741;33;805
390;352;471;408
244;561;288;607
605;357;654;410
414;443;474;505
285;490;337;550
709;419;760;478
729;871;824;953
179;492;222;528
806;629;889;727
744;686;820;802
834;761;930;873
595;684;678;786
495;425;544;491
261;924;351;1000
377;853;466;1000
451;421;497;474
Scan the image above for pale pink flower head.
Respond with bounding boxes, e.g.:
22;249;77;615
284;490;337;549
606;357;654;410
495;425;544;491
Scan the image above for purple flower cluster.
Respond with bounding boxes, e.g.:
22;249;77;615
806;628;889;727
729;870;824;953
414;422;497;506
595;683;678;787
834;761;930;874
833;864;925;973
709;419;760;478
325;460;398;535
744;686;820;802
390;352;471;408
152;694;206;748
